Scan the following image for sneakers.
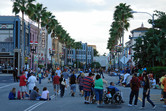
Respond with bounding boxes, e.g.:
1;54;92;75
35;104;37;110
128;104;132;107
163;105;166;108
139;107;144;110
152;105;156;110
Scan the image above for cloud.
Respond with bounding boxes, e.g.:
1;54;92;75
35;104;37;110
0;0;166;55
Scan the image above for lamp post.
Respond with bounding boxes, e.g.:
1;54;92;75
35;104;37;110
130;11;155;28
131;11;155;66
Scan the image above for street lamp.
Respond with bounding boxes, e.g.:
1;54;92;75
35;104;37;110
130;11;155;27
131;10;155;66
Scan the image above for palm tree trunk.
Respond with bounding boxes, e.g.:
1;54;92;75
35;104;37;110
36;22;40;73
21;11;25;72
57;38;60;66
45;30;48;69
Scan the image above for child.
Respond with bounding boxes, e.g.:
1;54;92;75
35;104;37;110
40;87;51;101
8;88;16;100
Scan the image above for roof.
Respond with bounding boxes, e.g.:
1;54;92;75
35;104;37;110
131;23;148;33
0;16;20;22
131;27;148;33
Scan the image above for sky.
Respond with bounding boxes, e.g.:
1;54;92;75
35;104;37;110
0;0;166;55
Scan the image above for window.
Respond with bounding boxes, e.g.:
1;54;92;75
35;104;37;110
1;48;5;52
0;30;13;42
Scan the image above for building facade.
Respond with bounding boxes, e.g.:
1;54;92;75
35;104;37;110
127;23;148;66
0;16;30;73
65;42;94;69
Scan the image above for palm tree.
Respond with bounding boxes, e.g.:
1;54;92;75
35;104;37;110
113;3;133;47
12;0;35;71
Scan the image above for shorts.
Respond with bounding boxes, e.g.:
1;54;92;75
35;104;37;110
54;84;60;90
70;84;76;93
84;91;90;97
20;86;27;92
163;92;166;99
79;86;83;91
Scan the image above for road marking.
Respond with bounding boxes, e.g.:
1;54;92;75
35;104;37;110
24;95;55;111
0;83;18;89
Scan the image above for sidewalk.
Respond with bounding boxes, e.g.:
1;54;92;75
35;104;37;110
0;73;12;76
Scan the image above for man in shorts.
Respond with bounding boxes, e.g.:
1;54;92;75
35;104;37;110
162;74;166;108
53;73;60;95
83;73;95;104
19;72;27;99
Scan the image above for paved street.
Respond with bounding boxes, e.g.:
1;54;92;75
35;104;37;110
0;73;165;111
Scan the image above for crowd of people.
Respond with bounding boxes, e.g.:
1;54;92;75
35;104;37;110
8;66;166;109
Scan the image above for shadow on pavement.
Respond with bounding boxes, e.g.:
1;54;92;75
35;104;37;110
97;104;122;109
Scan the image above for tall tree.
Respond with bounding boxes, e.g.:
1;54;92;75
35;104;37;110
12;0;35;71
133;11;166;67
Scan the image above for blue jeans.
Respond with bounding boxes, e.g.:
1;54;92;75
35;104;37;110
94;88;103;101
39;77;41;84
84;91;90;97
142;90;155;107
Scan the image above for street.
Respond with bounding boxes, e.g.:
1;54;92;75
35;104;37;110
0;73;165;111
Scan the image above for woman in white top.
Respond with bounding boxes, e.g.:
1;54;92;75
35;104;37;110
40;87;50;101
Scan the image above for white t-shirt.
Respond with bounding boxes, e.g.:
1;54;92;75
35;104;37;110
41;90;49;99
56;70;61;77
122;73;130;83
25;71;28;78
151;79;156;86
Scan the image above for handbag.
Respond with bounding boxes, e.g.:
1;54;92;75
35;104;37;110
61;78;66;86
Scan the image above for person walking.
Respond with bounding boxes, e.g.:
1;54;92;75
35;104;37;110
13;68;18;82
56;67;61;77
83;73;94;104
62;69;70;87
160;74;166;101
38;71;42;84
59;75;66;97
94;74;104;106
28;73;37;94
140;72;156;110
99;67;104;78
53;73;60;95
128;73;140;106
69;71;77;97
78;73;85;96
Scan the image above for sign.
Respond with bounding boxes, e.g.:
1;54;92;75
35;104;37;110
0;24;13;29
34;54;38;64
120;56;129;64
41;27;46;48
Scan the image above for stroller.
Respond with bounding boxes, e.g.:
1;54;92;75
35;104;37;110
103;87;123;104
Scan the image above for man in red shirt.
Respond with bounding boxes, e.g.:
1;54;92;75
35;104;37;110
53;73;60;95
19;72;27;99
128;73;140;106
